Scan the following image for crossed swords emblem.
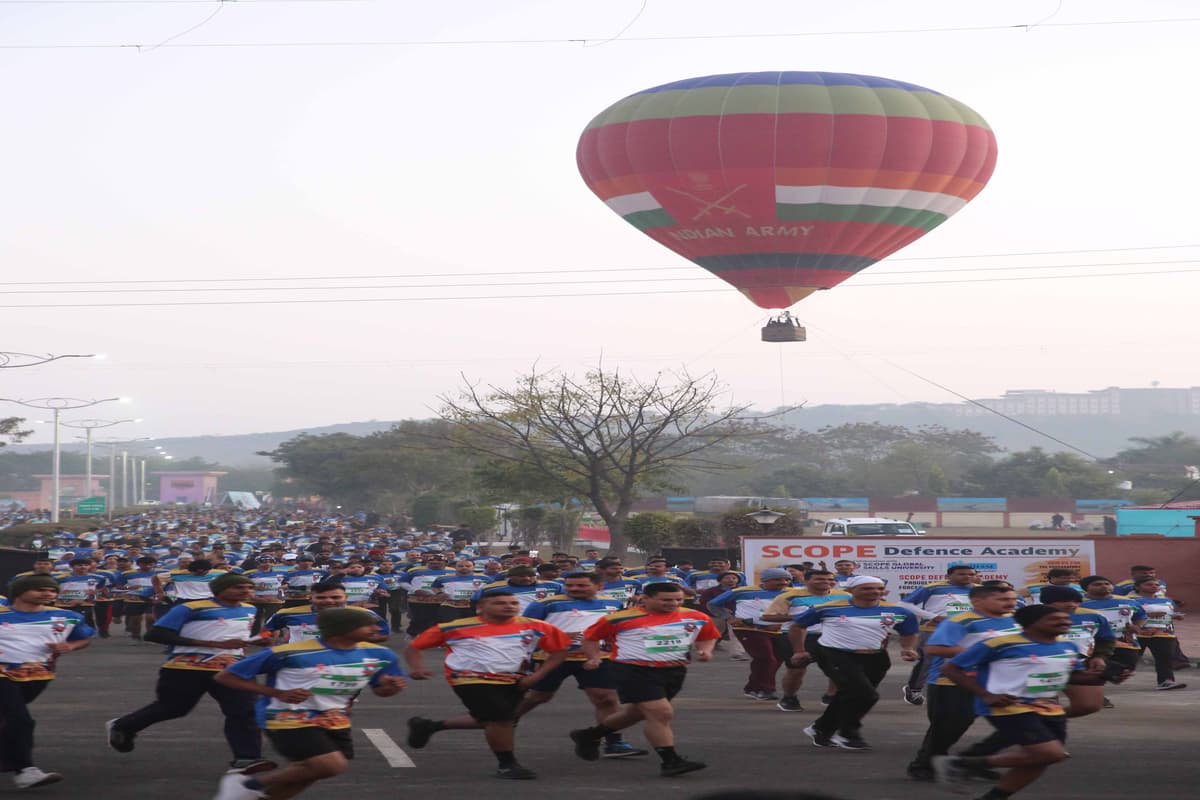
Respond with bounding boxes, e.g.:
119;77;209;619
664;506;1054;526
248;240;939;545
664;183;750;220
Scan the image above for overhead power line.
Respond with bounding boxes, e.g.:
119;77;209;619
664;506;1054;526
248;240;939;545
3;15;1200;50
0;260;1199;295
2;245;1199;288
1;265;1198;309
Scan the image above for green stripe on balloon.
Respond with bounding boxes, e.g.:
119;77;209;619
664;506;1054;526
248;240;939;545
775;203;948;231
622;208;677;231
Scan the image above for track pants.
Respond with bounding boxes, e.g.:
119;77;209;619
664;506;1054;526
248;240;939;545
0;679;49;773
112;668;261;760
813;648;890;737
734;630;784;693
910;684;976;769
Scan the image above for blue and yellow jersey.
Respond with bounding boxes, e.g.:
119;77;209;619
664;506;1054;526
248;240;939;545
154;599;256;672
226;639;403;730
926;611;1021;686
949;634;1082;716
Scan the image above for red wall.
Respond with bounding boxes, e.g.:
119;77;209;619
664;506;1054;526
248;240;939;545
1093;537;1200;606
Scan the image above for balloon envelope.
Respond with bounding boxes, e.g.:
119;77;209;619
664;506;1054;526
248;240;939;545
576;71;998;309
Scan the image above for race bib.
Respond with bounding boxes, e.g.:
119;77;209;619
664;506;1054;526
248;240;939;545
644;633;690;655
1024;669;1070;695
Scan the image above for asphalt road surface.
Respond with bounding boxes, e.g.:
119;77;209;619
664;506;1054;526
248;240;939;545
15;634;1200;799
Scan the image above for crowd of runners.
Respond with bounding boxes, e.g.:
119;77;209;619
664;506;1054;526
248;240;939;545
0;509;1190;800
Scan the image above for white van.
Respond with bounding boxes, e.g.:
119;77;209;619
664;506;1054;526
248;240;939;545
821;517;924;537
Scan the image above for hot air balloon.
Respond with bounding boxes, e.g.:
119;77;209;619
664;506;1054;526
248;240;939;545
576;71;998;341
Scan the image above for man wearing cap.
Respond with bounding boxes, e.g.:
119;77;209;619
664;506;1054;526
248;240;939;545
706;568;794;701
210;607;407;800
107;572;272;773
405;589;571;780
0;575;95;789
789;576;920;750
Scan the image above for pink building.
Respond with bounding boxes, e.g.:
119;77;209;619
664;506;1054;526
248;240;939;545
154;471;226;505
0;475;108;511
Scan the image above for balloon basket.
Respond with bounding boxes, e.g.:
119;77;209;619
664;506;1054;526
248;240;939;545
761;312;806;343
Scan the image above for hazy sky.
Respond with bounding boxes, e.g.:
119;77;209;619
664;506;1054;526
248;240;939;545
4;0;1200;445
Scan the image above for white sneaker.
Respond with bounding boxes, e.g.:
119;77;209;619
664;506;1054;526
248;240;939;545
13;767;63;789
213;772;265;800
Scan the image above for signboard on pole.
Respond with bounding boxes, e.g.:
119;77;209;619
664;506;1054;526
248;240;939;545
741;537;1096;597
75;496;107;515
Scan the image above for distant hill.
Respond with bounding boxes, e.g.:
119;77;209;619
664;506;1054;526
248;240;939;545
10;404;1200;467
8;420;401;466
775;403;1200;456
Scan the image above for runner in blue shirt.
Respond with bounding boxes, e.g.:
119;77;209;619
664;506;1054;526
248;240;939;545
211;607;407;800
935;604;1114;799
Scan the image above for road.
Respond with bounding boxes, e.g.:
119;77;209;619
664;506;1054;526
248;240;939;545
17;634;1200;799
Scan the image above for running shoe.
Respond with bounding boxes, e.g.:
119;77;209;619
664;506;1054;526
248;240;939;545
906;765;935;781
602;741;648;758
1155;680;1187;690
1102;696;1115;709
776;696;803;712
902;686;925;705
212;773;266;800
931;756;973;795
831;734;870;751
406;716;439;749
803;724;835;748
12;768;62;790
227;759;277;775
569;729;602;761
660;758;707;777
730;653;751;661
820;694;835;705
495;765;537;780
106;719;135;753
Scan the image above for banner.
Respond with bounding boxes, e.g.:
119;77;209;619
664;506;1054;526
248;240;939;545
741;537;1096;597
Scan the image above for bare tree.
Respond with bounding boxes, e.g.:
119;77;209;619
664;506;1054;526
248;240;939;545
439;365;774;557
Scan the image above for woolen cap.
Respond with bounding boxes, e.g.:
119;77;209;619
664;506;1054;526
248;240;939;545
760;568;792;581
8;575;59;597
317;607;378;638
209;573;254;595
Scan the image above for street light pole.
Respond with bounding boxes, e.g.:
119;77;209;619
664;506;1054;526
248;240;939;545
0;396;126;522
89;436;151;520
60;418;140;512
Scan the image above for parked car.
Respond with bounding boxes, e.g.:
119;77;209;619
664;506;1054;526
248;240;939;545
821;517;924;537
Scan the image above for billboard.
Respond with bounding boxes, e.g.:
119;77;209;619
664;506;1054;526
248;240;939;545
937;497;1007;512
741;537;1095;597
803;497;869;513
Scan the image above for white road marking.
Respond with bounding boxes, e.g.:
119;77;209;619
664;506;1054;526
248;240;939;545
362;728;416;767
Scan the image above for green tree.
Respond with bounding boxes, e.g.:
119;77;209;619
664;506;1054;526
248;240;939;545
261;420;474;512
454;505;499;537
670;516;722;547
1;417;31;448
439;365;770;558
966;448;1115;497
624;512;677;557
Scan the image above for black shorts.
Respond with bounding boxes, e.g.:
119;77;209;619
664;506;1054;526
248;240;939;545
610;663;687;704
529;660;615;693
266;727;355;761
985;713;1068;746
451;683;525;722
